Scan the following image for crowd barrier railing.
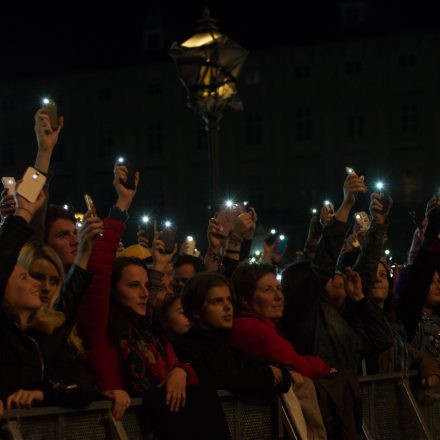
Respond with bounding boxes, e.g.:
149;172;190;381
2;372;439;440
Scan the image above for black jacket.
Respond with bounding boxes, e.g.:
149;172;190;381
0;215;96;405
174;326;291;394
282;218;392;375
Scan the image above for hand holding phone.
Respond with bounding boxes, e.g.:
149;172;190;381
116;158;136;190
216;203;240;238
42;99;58;130
160;221;177;254
2;177;16;195
16;167;47;203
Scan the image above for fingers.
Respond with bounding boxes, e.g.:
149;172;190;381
114;166;128;183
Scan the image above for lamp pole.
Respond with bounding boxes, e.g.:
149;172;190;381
169;8;248;209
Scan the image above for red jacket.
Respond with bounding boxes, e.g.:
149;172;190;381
76;218;197;392
231;310;330;379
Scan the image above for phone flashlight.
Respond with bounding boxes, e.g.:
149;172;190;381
270;229;276;235
346;167;355;175
63;204;69;210
32;173;39;180
324;200;331;206
312;208;318;215
164;221;172;228
187;236;194;242
376;181;385;191
385;249;390;256
255;250;261;256
42;98;50;105
117;157;125;164
279;235;285;241
142;216;150;224
356;214;361;220
276;274;282;282
7;179;13;185
225;200;234;208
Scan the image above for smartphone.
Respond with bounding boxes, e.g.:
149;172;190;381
237;201;251;214
42;99;58;130
379;192;391;214
185;236;196;255
116;158;136;190
160;222;177;254
16;167;47;203
84;194;95;212
216;203;239;238
139;217;156;246
323;201;335;215
346;167;356;175
264;229;278;246
354;211;371;233
2;177;16;194
276;235;288;254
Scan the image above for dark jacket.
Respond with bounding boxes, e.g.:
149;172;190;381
282;218;392;375
174;326;291;393
0;215;96;405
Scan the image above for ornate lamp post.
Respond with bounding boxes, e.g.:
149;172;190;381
169;8;248;208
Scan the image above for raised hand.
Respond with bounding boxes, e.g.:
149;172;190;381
370;192;393;224
74;210;104;269
0;190;16;221
113;163;140;212
344;267;365;302
34;108;64;152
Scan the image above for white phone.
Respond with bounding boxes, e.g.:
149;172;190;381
2;177;16;194
16;167;46;203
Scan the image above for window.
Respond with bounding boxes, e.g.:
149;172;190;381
98;126;114;157
346;60;362;74
147;123;163;153
245;70;262;86
399;54;416;68
247;175;264;208
1;145;15;166
246;113;263;146
296;108;313;141
97;88;113;101
401;104;418;133
347;114;364;137
294;66;311;79
340;1;366;25
143;29;164;51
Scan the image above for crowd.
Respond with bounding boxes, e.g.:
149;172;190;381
0;107;439;440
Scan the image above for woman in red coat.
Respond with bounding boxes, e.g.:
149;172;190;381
231;262;331;440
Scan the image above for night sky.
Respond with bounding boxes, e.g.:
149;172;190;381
1;0;439;77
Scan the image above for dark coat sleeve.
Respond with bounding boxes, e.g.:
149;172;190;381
53;265;93;326
0;216;33;297
36;345;97;407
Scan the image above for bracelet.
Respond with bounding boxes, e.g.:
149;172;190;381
17;207;33;217
225;249;240;254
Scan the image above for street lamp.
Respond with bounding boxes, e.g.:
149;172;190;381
169;8;248;208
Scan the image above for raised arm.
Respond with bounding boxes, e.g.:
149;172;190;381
353;192;392;297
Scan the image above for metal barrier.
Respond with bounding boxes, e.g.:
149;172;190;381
3;373;437;440
359;370;433;440
0;392;286;440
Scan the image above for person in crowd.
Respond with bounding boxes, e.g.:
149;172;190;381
398;196;440;364
76;167;229;439
230;262;330;439
157;294;191;340
281;174;393;375
0;180;96;418
173;254;205;293
176;272;292;394
366;258;440;388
